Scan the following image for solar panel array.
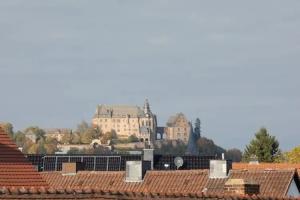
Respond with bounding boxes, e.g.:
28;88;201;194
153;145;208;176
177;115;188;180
25;154;217;171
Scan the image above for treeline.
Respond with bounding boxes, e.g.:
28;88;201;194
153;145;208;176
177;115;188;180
1;121;300;163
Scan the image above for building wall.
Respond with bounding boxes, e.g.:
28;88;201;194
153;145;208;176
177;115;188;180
92;116;148;138
165;113;190;143
92;102;156;142
287;179;300;197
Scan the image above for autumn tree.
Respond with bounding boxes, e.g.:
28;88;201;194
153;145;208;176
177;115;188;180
14;131;26;147
243;127;280;162
44;137;59;154
24;126;45;142
61;132;72;144
101;131;117;144
286;146;300;163
1;122;14;138
76;121;89;134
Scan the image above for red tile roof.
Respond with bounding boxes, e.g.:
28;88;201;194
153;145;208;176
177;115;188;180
0;127;48;188
0;187;300;200
40;169;297;197
230;169;296;197
233;163;300;172
41;169;225;194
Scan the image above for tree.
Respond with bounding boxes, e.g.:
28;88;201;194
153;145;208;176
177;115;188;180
197;137;225;156
24;126;45;142
286;146;300;163
226;148;242;162
71;133;81;144
44;137;59;154
194;118;201;139
61;132;72;144
80;130;94;144
14;131;26;147
76;121;89;134
101;131;118;144
242;127;280;162
128;135;139;143
154;140;187;155
67;147;84;154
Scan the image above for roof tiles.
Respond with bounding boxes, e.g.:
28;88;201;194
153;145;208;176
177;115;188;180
0;127;48;188
40;168;297;197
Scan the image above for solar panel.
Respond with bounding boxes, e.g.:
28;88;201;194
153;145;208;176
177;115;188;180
25;154;217;171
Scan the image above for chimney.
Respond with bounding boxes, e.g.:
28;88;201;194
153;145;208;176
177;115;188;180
143;148;154;169
125;160;151;182
61;162;83;175
209;160;231;179
224;179;259;195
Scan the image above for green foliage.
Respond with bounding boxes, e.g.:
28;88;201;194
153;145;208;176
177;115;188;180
226;148;242;162
127;135;139;143
67;147;85;154
242;127;280;162
80;127;100;144
197;137;225;156
101;131;118;144
67;146;111;154
154;140;187;155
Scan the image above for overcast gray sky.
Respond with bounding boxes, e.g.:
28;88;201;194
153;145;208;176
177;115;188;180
0;0;299;151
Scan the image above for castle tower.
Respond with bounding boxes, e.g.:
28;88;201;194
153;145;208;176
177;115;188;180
143;99;151;116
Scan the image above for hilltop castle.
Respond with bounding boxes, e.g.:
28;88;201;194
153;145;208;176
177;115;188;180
92;99;157;143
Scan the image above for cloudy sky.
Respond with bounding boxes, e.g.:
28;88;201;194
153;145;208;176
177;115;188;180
0;0;299;150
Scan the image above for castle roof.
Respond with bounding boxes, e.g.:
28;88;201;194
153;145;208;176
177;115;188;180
94;105;146;118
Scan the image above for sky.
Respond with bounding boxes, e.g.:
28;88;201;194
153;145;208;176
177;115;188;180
0;0;299;151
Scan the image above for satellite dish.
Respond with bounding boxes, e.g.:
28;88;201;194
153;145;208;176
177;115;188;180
174;157;184;169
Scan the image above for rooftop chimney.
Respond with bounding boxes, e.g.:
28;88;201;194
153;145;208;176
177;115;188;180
61;162;83;175
125;160;151;182
209;160;230;179
143;149;154;169
224;179;260;196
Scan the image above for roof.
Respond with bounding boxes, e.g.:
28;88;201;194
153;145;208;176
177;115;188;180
229;169;297;197
40;169;298;197
94;105;146;118
233;163;300;172
41;170;225;194
0;127;48;188
0;187;300;200
166;113;188;127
